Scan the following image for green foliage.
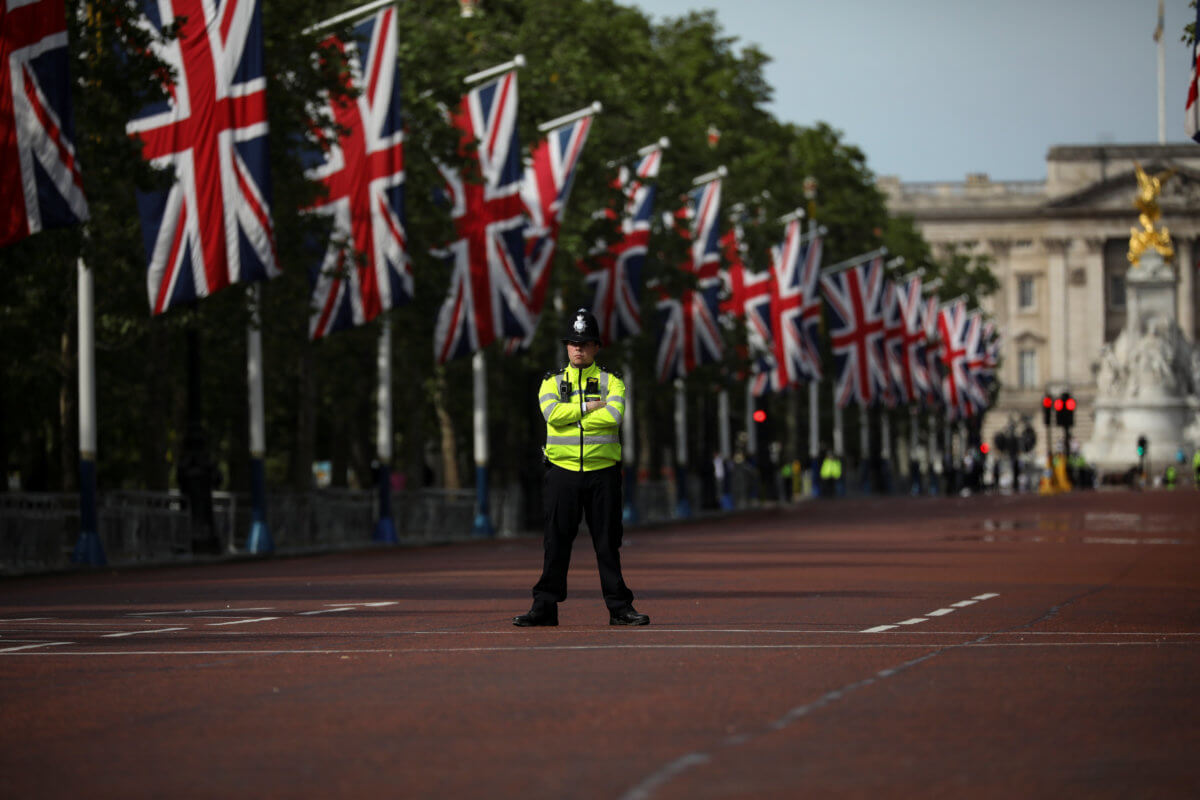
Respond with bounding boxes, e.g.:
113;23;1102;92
2;0;996;496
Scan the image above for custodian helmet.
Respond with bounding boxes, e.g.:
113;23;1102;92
561;308;601;344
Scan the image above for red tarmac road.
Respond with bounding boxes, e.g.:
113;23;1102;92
2;490;1198;798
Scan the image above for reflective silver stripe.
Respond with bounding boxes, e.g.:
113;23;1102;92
539;393;559;404
541;402;559;419
546;434;619;446
600;371;609;396
604;404;623;424
606;394;625;405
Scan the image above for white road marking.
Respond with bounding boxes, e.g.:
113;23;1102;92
951;600;978;607
131;608;276;616
926;608;955;617
972;593;1000;600
0;617;50;622
299;608;354;616
0;642;71;653
897;618;928;626
206;617;278;627
323;602;398;608
861;625;898;633
102;627;186;638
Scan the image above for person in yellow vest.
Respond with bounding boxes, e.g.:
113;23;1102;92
1164;464;1177;490
819;449;841;498
1193;450;1200;488
513;309;648;628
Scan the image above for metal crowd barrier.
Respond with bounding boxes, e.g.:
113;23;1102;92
0;468;769;576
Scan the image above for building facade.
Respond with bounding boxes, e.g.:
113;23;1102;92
880;143;1200;460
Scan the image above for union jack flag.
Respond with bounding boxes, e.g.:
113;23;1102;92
433;68;530;363
1;0;88;248
303;7;408;341
889;274;932;406
654;177;724;382
1187;0;1200;142
937;298;972;420
127;0;278;315
769;220;824;387
820;252;891;408
961;310;993;416
506;110;595;351
719;224;775;395
585;144;662;345
921;292;944;408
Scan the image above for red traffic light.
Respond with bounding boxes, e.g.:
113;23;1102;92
1054;398;1064;411
1065;398;1076;411
1042;396;1053;408
752;409;767;424
980;443;990;455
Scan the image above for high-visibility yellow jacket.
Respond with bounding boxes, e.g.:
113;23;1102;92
539;362;625;471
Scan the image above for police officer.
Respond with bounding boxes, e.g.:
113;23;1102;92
513;309;649;627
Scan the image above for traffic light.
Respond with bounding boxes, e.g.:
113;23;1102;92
979;442;990;455
1053;395;1065;426
752;409;767;424
1137;435;1147;457
1042;394;1053;426
1062;393;1075;428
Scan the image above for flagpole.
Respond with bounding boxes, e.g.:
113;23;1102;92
472;350;494;537
537;101;602;133
858;405;871;494
823;247;888;276
621;360;638;524
71;257;105;566
802;180;822;496
303;0;398;34
1157;0;1167;145
880;406;892;494
245;283;273;554
374;316;398;543
717;387;733;509
464;54;525;86
908;405;920;495
674;379;691;518
832;396;844;496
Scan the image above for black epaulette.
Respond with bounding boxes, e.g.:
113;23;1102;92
602;366;622;380
543;368;564;381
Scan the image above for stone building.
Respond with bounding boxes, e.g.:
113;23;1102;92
879;143;1200;463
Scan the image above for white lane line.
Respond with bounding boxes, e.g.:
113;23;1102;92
206;617;278;627
0;642;72;653
102;627;187;638
131;608;276;616
861;625;898;633
0;617;50;622
926;608;955;617
321;602;398;608
972;593;1000;600
951;600;978;607
897;618;928;626
299;608;354;616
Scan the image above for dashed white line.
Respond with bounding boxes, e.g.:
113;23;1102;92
861;592;999;633
299;608;355;616
102;627;187;638
972;593;1000;601
206;617;278;627
950;600;978;607
132;608;276;616
897;618;928;626
0;642;72;653
861;625;898;633
926;609;955;617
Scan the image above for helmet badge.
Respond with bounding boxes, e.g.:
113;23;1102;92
573;316;587;334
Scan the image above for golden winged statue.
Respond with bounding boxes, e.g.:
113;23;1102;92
1127;161;1176;267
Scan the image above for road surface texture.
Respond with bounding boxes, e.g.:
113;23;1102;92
1;490;1198;798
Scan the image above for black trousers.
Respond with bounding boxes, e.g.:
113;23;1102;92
532;465;634;613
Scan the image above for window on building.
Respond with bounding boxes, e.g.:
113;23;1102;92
1018;349;1037;389
1109;274;1126;311
1017;275;1035;310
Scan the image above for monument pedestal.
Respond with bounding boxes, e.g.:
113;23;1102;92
1083;251;1200;474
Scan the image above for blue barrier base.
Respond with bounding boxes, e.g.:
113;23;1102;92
71;530;106;567
719;493;734;510
247;520;275;554
472;513;494;538
373;517;397;545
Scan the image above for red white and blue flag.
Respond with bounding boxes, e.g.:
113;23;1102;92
127;0;278;315
1187;1;1200;142
820;252;891;408
303;7;408;341
937;297;972;420
433;68;531;363
889;274;932;406
962;310;993;416
769;220;824;387
1;0;88;247
508;110;595;350
719;224;774;395
585;144;662;345
921;291;944;408
654;177;725;382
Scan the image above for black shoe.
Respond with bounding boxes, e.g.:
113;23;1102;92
609;607;650;626
512;609;558;627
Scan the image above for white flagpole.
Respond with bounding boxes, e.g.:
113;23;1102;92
374;317;398;542
859;405;871;493
1157;0;1167;145
621;361;638;523
246;283;273;554
674;379;691;517
72;257;105;566
880;407;892;494
303;0;398;35
472;351;494;536
717;388;733;509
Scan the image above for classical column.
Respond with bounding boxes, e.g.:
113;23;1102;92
1080;237;1106;388
1179;237;1196;340
987;238;1014;388
1044;238;1071;386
